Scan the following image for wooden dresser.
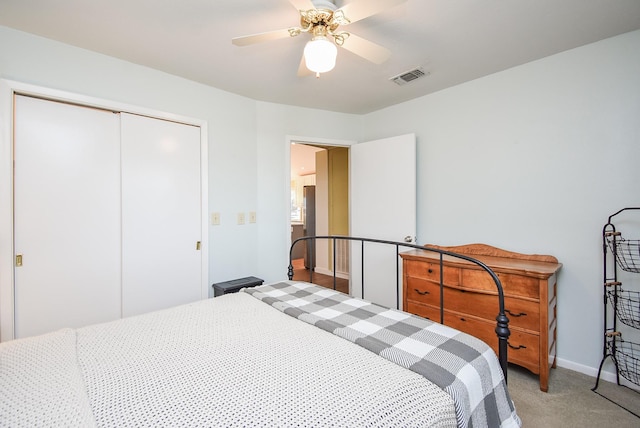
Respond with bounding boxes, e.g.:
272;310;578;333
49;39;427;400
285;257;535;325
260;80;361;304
400;244;561;391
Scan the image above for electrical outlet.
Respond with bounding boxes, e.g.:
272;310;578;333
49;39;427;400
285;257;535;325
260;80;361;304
249;211;256;223
237;212;245;225
211;212;220;225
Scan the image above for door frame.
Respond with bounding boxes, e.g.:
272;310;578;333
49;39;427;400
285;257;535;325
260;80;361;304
285;135;355;279
285;134;417;309
0;80;209;342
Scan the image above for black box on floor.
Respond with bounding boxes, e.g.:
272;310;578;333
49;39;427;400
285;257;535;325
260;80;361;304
212;276;264;297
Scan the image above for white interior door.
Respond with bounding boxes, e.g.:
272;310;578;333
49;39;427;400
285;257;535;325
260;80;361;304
350;133;416;309
13;95;122;339
121;113;202;317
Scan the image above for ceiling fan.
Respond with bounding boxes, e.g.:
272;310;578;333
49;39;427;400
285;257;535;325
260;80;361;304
232;0;407;77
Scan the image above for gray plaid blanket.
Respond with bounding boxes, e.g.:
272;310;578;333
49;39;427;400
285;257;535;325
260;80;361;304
244;281;521;428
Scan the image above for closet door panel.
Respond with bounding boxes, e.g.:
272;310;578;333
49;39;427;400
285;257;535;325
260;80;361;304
121;113;202;317
13;95;121;339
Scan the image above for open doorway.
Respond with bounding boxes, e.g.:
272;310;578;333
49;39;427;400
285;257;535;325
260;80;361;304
290;141;349;293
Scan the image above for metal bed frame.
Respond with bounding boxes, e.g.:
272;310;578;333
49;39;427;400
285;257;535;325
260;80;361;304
288;235;511;380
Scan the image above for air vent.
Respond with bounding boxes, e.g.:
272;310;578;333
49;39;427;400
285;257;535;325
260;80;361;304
390;67;429;86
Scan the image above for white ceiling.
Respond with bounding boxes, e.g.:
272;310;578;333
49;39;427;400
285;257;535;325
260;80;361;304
291;143;325;178
1;0;639;114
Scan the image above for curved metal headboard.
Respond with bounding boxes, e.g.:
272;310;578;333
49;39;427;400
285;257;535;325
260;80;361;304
288;235;510;380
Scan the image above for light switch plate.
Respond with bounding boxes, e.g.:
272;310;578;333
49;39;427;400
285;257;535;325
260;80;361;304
211;212;220;225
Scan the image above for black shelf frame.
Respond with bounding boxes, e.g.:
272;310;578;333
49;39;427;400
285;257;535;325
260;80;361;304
592;207;640;418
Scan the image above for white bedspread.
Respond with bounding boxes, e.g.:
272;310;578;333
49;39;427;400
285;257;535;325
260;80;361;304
1;292;457;427
0;328;96;427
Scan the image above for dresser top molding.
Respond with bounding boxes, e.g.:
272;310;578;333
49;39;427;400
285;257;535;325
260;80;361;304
402;243;562;278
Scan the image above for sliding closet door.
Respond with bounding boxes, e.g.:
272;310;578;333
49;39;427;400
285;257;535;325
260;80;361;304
13;95;121;339
120;113;202;317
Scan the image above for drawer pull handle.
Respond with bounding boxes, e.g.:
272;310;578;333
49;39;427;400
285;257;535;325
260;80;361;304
428;268;433;273
414;289;430;295
507;342;527;350
505;309;527;317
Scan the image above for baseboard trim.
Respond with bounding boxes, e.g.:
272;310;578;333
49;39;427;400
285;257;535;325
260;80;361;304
555;357;640;391
314;267;348;280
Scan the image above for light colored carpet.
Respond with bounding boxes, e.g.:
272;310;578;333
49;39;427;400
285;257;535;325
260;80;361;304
508;365;639;427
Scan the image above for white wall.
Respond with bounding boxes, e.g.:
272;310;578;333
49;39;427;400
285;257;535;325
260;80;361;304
362;30;640;377
255;102;361;282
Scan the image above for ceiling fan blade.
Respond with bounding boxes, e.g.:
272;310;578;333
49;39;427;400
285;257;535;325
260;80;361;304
297;54;314;77
340;33;391;64
232;28;296;46
337;0;407;24
289;0;315;11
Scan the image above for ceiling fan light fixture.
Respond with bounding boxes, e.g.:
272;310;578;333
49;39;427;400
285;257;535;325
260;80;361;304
304;36;337;74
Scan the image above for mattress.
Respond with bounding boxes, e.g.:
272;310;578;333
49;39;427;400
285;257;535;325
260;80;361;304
1;285;460;427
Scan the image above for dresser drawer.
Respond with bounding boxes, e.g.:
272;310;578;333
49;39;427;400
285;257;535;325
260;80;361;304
405;277;441;305
405;260;460;286
407;303;540;371
503;330;541;374
406;301;444;323
443;287;540;332
461;269;539;299
446;311;539;365
407;279;540;332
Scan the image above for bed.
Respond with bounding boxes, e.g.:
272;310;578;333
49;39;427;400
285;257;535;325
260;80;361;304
0;236;521;428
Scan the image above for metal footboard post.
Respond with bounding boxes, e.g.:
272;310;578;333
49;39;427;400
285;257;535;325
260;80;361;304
439;254;445;325
361;240;365;300
488;268;510;382
496;311;510;382
395;243;400;310
332;238;337;290
287;242;295;280
309;237;314;283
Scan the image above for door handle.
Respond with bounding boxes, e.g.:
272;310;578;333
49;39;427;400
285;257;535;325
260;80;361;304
508;342;527;350
404;235;413;243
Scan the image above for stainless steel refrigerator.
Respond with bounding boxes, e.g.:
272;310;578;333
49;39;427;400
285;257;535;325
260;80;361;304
302;185;316;269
